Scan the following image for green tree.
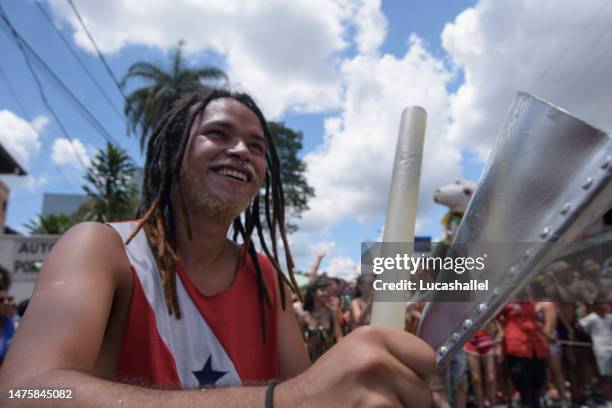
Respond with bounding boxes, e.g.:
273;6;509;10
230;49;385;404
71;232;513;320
24;214;77;235
268;122;315;227
123;41;226;150
79;143;139;223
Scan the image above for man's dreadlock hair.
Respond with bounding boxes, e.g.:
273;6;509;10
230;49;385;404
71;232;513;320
125;88;301;342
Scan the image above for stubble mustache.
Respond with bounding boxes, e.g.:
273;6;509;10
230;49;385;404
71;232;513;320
184;161;262;222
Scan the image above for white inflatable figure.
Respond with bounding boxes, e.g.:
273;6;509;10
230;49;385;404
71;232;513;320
433;179;476;242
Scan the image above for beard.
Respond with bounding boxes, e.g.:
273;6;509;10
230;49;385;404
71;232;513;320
190;189;244;221
180;168;261;223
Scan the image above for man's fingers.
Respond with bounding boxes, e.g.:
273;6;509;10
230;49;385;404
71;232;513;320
378;327;437;381
383;352;433;408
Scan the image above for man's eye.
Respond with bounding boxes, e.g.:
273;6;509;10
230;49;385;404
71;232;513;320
207;130;226;139
250;143;265;154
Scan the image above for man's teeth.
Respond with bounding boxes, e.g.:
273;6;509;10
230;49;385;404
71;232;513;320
218;168;247;181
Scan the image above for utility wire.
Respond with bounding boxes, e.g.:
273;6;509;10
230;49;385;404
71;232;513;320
0;65;81;192
0;6;89;172
66;0;127;100
34;0;126;124
0;4;122;149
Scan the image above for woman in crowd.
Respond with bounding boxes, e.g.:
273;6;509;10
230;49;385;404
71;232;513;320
299;276;344;361
464;320;501;407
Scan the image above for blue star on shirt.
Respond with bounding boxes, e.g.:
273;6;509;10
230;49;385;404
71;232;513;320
193;355;227;386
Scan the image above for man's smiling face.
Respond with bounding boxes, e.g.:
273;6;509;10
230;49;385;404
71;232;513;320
180;97;267;220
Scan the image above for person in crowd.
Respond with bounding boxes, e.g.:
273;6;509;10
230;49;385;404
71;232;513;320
447;349;468;408
0;266;16;368
579;301;612;404
306;252;351;335
300;276;344;361
464;320;501;407
558;301;595;405
336;279;354;334
501;300;549;407
351;275;372;328
535;300;568;406
0;89;435;406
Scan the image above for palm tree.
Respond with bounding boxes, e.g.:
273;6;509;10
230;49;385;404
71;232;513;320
24;214;76;235
79;143;139;223
123;41;227;150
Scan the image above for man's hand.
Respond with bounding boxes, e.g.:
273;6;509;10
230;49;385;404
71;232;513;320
276;325;436;407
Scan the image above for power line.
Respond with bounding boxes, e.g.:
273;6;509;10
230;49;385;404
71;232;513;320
0;65;81;193
34;0;126;124
0;4;122;149
0;7;90;173
66;0;127;101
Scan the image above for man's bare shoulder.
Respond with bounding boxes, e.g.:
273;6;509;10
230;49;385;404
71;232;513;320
41;221;132;285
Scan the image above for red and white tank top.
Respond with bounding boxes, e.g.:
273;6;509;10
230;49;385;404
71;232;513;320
109;221;279;389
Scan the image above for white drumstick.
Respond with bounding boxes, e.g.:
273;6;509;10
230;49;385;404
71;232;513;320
371;106;427;329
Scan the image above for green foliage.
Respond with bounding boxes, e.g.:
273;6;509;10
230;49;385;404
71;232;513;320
79;143;139;223
23;214;77;235
122;41;227;151
268;122;315;226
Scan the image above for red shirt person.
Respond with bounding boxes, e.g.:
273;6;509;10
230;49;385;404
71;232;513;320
501;301;549;407
502;301;548;359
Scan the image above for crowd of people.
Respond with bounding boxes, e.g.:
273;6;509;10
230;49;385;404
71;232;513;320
292;254;612;408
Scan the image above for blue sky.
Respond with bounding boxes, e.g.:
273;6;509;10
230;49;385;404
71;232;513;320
1;0;611;279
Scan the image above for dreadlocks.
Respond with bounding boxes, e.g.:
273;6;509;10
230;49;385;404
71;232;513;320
125;88;301;342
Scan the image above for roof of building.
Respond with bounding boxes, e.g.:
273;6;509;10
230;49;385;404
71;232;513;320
41;193;88;217
0;143;26;175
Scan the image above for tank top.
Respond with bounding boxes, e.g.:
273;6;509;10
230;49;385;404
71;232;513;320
109;221;279;389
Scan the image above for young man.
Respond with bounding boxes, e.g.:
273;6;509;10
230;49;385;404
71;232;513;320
0;89;435;407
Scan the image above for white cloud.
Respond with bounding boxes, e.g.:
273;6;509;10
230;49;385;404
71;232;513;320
51;138;91;170
0;174;48;192
0;110;46;168
45;0;358;117
353;0;386;55
299;35;462;233
443;0;612;161
323;255;360;281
